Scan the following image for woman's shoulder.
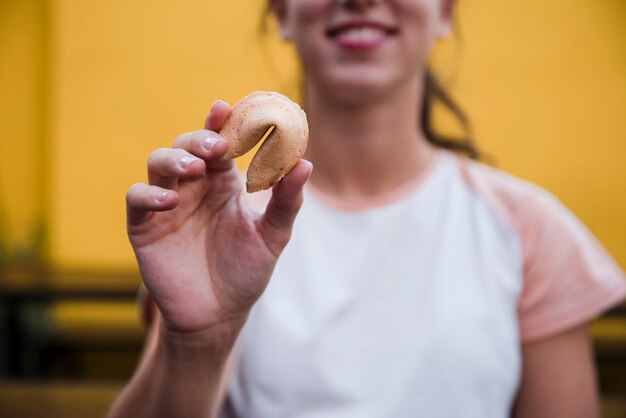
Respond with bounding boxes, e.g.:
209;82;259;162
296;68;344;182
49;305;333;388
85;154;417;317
448;152;547;203
443;152;626;342
443;151;564;234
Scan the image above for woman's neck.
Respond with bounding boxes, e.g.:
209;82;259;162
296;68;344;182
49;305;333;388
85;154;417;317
303;76;436;199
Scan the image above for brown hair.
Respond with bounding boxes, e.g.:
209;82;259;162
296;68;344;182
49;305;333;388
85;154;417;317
260;6;481;160
422;69;480;159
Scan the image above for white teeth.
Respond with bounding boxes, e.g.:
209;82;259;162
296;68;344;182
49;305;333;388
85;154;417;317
336;27;386;43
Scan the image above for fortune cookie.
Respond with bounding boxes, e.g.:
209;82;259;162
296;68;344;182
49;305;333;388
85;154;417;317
220;91;309;193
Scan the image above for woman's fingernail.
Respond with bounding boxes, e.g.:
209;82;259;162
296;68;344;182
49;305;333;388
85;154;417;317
202;136;219;151
212;99;226;108
156;191;168;202
180;155;196;169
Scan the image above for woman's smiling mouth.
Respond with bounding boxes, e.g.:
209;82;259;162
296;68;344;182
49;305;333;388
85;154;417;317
326;22;399;50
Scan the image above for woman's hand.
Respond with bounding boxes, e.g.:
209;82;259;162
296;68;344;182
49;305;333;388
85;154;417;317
125;100;312;336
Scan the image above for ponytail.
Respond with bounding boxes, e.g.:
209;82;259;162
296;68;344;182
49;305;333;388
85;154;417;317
421;68;480;159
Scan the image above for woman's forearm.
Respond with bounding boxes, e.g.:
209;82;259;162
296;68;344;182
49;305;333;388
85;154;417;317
513;324;600;418
107;316;244;418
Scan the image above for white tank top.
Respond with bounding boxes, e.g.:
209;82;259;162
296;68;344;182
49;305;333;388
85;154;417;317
221;150;626;418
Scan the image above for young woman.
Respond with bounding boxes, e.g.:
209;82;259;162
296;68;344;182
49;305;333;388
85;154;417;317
110;1;626;417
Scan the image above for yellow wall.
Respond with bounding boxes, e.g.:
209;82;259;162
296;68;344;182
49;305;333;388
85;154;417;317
48;0;297;269
454;0;626;265
0;0;46;259
2;0;625;272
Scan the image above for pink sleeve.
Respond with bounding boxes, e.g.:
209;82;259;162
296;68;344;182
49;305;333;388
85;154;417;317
517;189;626;343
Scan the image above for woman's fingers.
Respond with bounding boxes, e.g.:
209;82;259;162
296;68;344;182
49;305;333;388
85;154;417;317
258;159;313;256
153;101;233;180
130;101;235;228
147;148;206;189
126;183;179;226
172;130;233;171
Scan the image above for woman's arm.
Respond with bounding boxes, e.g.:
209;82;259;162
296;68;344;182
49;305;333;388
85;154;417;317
107;100;312;418
107;313;240;418
513;324;600;418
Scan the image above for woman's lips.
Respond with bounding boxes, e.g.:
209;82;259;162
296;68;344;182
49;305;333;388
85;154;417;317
327;25;397;50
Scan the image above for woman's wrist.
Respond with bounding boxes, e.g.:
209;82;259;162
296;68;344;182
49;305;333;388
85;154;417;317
158;314;248;359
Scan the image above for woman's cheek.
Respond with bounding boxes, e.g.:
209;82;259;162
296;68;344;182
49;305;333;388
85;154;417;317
393;0;443;32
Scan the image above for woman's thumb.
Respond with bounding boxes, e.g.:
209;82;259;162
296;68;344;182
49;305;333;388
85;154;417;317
257;159;313;256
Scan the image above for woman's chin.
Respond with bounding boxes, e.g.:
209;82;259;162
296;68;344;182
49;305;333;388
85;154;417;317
305;60;419;105
316;71;400;105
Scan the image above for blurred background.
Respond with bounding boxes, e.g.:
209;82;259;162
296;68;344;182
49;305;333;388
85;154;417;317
1;0;625;417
